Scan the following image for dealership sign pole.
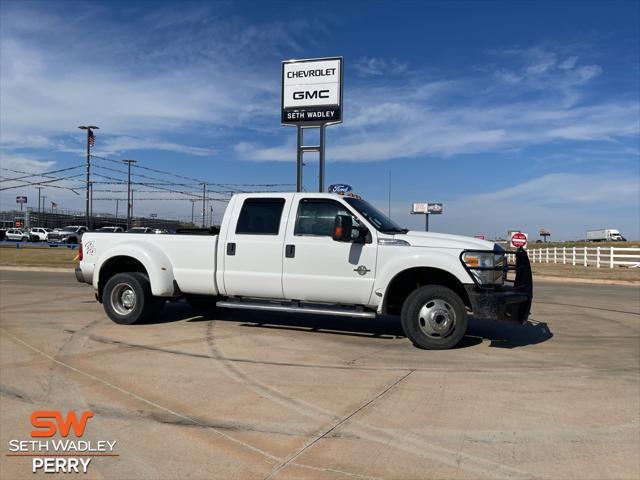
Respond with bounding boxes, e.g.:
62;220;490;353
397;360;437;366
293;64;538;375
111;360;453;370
282;57;343;192
411;202;443;231
16;196;27;212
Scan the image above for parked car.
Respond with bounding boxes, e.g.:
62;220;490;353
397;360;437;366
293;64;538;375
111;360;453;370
97;226;125;233
77;191;533;350
0;229;6;241
153;229;170;234
126;227;154;233
5;229;30;242
47;225;87;244
29;227;54;242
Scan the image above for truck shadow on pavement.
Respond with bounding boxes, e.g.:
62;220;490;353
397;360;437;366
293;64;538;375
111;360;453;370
152;302;553;349
467;316;553;349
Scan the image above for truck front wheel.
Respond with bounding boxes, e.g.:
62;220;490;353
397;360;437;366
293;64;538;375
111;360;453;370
400;285;467;350
103;272;164;325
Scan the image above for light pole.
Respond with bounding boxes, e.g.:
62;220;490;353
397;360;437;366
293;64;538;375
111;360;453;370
122;160;136;230
78;125;98;228
36;187;43;215
88;182;93;220
190;199;196;225
201;183;206;228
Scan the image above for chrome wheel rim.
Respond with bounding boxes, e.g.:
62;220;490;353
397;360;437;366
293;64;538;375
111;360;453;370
111;283;136;316
418;299;456;338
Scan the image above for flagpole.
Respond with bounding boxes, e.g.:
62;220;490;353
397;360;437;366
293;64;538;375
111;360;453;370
86;129;90;228
79;125;98;229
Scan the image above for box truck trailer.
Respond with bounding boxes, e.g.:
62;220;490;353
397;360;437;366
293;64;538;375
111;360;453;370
586;229;626;242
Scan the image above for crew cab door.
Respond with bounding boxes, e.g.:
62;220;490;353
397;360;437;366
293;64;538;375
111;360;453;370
282;196;377;305
221;195;291;299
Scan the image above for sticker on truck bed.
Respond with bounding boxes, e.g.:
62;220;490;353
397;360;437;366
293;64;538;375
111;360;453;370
84;241;95;256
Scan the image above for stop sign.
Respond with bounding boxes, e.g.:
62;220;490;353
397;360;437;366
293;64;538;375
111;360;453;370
510;232;528;249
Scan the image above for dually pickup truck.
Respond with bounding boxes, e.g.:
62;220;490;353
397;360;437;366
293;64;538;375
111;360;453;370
76;192;532;349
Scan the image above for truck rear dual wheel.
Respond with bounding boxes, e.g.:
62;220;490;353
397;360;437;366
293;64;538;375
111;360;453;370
103;272;165;325
400;285;467;350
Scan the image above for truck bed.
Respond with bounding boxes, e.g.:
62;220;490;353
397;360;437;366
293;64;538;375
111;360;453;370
80;233;219;296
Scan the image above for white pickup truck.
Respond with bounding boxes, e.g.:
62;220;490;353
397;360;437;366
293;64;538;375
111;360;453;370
76;192;532;349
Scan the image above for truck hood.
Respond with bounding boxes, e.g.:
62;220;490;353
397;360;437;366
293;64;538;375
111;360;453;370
394;231;495;250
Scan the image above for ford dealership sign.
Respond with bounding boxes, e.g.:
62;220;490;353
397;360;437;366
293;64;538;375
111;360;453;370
328;184;352;194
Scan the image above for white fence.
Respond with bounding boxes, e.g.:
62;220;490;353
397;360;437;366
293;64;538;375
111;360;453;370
527;247;640;268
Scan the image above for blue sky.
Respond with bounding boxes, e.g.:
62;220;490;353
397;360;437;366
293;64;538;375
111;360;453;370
1;0;639;239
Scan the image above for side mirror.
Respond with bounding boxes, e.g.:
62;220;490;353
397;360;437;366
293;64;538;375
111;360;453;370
353;225;369;244
332;215;352;242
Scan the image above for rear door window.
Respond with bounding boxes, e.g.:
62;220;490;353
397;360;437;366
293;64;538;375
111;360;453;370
235;198;285;235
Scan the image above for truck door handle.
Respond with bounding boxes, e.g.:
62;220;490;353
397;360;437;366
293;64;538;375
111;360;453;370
285;244;295;258
227;243;236;255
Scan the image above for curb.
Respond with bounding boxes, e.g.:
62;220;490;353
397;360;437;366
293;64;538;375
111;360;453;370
533;274;640;286
0;266;75;273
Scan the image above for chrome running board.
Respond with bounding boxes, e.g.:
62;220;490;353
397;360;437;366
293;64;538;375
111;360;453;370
216;299;376;318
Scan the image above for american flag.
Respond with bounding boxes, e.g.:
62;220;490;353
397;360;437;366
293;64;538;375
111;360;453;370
51;201;58;209
88;129;95;148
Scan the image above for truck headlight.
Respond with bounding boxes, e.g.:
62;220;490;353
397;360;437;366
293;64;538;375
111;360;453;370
462;252;505;285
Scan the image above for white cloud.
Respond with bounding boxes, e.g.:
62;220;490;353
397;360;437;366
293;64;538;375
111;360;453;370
3;4;634;170
0;155;56;173
237;97;639;162
488;47;602;94
235;43;636;163
234;142;293;161
353;57;408;77
0;154;85;211
573;64;602;84
0;3;299;156
470;173;639;205
558;56;578;70
98;137;216;157
525;52;557;75
386;173;640;240
494;70;523;83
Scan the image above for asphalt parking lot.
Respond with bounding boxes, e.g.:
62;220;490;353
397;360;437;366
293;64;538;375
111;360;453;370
1;271;638;480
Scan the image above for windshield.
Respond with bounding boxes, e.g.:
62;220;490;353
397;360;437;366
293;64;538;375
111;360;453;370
344;197;407;234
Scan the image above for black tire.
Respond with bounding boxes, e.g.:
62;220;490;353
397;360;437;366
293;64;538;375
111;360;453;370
185;295;218;317
103;272;162;325
400;285;467;350
67;237;77;245
21;237;28;242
